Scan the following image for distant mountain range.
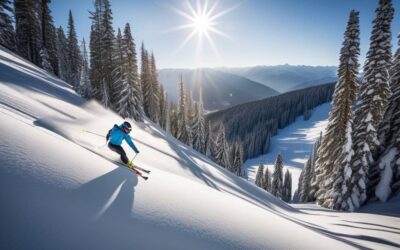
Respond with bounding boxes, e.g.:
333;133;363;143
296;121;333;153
218;65;337;92
288;76;338;91
157;68;279;111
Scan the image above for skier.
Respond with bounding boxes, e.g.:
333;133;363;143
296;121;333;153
107;121;139;168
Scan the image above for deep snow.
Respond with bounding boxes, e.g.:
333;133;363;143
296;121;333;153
244;103;331;194
0;47;399;249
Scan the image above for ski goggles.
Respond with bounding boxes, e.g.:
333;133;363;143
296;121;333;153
124;127;132;133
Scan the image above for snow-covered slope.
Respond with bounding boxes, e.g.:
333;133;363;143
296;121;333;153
244;103;331;194
1;47;399;249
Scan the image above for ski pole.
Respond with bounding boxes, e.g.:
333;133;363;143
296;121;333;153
130;153;138;163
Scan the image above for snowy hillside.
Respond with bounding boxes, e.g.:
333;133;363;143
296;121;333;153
1;47;399;249
244;103;331;194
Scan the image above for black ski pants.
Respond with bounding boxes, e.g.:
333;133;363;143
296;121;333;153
108;143;129;164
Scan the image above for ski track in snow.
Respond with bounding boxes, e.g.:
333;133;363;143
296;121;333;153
0;47;399;250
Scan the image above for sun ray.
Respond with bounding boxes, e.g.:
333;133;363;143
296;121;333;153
208;2;242;22
163;23;194;34
169;5;194;21
175;29;198;53
168;0;237;57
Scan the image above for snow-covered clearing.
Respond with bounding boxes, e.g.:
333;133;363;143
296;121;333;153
0;47;399;249
244;103;331;194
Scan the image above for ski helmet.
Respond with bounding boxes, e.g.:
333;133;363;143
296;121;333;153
122;121;132;133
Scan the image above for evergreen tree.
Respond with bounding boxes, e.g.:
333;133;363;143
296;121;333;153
159;84;167;129
314;10;360;210
255;164;264;188
351;0;394;209
232;143;244;176
282;169;292;202
40;0;58;74
78;38;91;98
177;76;189;144
214;123;229;168
56;26;68;82
197;88;206;154
39;47;52;72
169;102;179;138
164;96;171;133
111;28;125;112
99;1;114;107
373;33;400;201
271;154;284;198
89;0;104;101
148;52;161;123
0;0;15;51
122;23;144;121
262;167;271;192
66;10;81;87
228;143;243;175
205;120;213;158
140;43;151;117
185;90;195;147
309;132;323;200
15;0;41;65
299;159;312;202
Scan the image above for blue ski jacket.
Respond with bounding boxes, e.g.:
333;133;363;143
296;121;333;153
107;124;139;153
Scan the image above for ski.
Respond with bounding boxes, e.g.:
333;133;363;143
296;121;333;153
132;165;151;174
130;167;149;180
110;160;149;180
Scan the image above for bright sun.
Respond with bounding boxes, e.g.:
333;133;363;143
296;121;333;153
193;14;211;33
167;0;239;54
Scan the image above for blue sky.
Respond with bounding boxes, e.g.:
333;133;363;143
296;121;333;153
50;0;400;69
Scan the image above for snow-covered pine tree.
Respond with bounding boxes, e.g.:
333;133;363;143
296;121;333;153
185;90;195;148
99;0;115;108
40;0;58;75
148;52;161;124
122;23;144;122
56;26;68;82
164;96;171;133
0;0;15;51
78;38;91;98
39;48;52;72
169;102;179;138
66;10;81;87
177;76;189;144
297;168;304;202
309;132;323;200
233;143;244;176
314;10;360;210
110;28;125;114
282;169;292;202
194;90;206;153
15;0;41;66
89;0;104;101
262;167;271;191
271;154;284;199
255;164;264;188
299;159;312;202
214;122;229;168
372;33;400;201
159;84;167;129
299;133;323;202
199;96;207;154
191;100;199;150
140;43;152;118
205;120;213;158
351;0;394;208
